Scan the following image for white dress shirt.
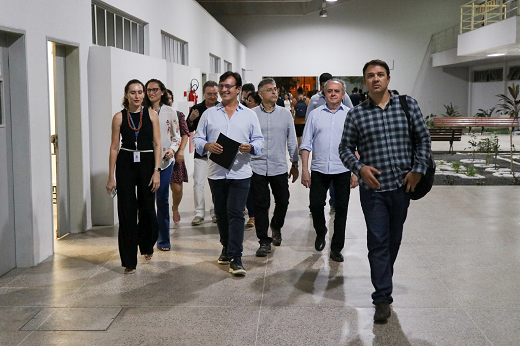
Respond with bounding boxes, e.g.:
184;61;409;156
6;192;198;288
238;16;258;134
193;103;264;180
158;104;181;169
300;103;351;175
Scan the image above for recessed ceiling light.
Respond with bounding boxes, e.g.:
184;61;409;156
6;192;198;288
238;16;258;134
326;0;338;2
487;53;505;57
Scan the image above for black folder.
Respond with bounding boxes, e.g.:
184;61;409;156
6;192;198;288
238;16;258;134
209;133;241;170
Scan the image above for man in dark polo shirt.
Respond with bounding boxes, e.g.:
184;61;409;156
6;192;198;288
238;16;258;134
187;80;219;225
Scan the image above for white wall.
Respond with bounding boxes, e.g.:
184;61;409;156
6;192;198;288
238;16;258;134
217;0;469;116
0;0;247;265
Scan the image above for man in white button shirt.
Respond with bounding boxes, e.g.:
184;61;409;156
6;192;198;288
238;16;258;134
250;78;299;257
300;79;358;262
193;72;264;276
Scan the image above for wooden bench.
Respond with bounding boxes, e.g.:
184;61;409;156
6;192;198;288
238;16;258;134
433;117;519;133
428;128;462;153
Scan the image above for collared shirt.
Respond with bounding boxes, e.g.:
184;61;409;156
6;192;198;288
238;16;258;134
251;104;299;176
305;91;354;120
193;102;264;180
338;94;431;192
158;104;181;169
300;103;351;175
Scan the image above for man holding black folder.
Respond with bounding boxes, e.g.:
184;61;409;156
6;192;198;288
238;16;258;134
251;78;299;257
193;71;263;276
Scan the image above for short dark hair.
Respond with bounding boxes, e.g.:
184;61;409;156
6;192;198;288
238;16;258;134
203;80;218;94
258;78;276;91
363;59;390;78
122;79;145;109
242;83;255;93
352;87;358;93
144;78;169;108
248;92;262;105
219;71;242;88
297;87;304;95
319;73;333;84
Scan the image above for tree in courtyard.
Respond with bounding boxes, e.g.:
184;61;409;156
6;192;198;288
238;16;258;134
496;83;520;173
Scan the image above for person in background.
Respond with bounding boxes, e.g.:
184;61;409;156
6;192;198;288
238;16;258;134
193;71;263;276
106;79;162;274
241;83;255;106
247;92;262;108
166;89;190;225
144;79;181;251
291;87;309;152
284;93;292;112
349;87;363;106
187;81;220;225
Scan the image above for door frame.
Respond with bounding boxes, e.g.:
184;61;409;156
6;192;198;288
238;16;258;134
46;37;84;239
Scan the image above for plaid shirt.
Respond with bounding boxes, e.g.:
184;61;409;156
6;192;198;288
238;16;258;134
339;94;431;192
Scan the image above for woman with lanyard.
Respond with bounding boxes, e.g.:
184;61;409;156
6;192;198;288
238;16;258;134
165;89;190;225
106;79;162;274
144;79;181;251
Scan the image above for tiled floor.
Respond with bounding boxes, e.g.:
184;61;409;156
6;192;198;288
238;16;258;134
2;181;520;345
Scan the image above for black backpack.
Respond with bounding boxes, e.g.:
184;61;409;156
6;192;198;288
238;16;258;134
294;97;307;118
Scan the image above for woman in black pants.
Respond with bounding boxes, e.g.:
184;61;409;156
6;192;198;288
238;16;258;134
106;79;162;274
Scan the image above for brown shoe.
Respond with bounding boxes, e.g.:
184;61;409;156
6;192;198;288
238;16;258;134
246;217;255;228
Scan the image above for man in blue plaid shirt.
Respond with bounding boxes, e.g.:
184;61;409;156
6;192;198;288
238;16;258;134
339;60;431;324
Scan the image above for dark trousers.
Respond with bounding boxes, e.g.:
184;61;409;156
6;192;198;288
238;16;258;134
360;186;410;305
208;178;251;259
246;186;255;217
116;151;158;269
251;172;290;245
309;171;351;252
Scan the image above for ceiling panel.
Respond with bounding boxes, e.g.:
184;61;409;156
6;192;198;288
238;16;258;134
196;0;351;16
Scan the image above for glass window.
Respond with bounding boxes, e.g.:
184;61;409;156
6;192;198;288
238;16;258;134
115;15;123;49
91;2;146;55
96;7;105;46
224;60;232;72
210;55;220;73
123;18;131;51
131;22;138;53
161;32;188;66
106;11;115;47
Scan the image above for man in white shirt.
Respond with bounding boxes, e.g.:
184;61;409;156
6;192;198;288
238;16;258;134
300;79;358;262
193;71;263;276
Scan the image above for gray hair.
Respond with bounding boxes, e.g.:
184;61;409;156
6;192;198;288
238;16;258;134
258;78;276;92
323;79;346;94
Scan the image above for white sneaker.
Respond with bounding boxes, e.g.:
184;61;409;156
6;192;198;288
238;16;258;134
191;216;204;226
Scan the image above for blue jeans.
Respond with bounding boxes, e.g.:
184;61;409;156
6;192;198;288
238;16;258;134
156;163;174;250
208;178;251;259
360;186;410;305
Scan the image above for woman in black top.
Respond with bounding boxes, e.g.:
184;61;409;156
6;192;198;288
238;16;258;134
106;79;162;274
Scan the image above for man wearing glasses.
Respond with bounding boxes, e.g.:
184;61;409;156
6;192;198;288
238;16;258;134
187;81;219;226
193;71;264;276
251;78;299;257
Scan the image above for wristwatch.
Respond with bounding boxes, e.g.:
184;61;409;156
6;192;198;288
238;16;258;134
154;167;162;172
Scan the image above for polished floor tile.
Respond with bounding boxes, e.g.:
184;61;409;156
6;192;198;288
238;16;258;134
2;184;519;344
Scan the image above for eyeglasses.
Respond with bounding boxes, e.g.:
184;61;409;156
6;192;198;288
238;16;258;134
218;84;236;90
147;88;160;94
261;87;278;94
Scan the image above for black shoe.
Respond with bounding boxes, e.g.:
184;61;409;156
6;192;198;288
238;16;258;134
217;247;229;264
374;302;391;324
229;257;246;275
315;235;326;251
329;251;344;262
256;243;272;257
271;227;282;246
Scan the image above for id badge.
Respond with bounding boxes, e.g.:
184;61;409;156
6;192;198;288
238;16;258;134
133;151;141;162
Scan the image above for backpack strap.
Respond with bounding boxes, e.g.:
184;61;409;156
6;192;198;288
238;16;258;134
399;95;416;165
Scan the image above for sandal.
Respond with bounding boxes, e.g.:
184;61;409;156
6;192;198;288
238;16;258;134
172;209;181;224
144;254;153;261
158;247;170;251
124;267;136;274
